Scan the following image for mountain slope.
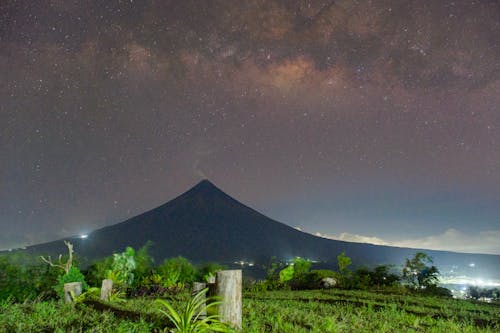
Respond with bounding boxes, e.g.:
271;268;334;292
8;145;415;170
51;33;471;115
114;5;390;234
21;180;499;278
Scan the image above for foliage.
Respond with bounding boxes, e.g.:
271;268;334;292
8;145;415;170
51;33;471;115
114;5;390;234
291;258;311;280
279;265;294;283
277;257;313;289
335;252;353;289
419;285;453;297
303;269;337;289
197;262;225;283
70;287;101;303
133;241;155;286
155;288;232;333
353;265;400;290
243;289;499;332
54;266;88;298
402;252;440;290
467;286;500;301
0;256;58;301
107;246;136;288
1;288;498;332
260;256;287;290
0;299;155;332
157;256;197;286
337;252;352;274
85;255;114;287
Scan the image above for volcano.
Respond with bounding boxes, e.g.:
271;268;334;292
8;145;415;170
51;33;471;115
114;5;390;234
21;180;500;277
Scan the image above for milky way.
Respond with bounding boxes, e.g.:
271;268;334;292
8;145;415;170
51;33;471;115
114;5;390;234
1;0;499;253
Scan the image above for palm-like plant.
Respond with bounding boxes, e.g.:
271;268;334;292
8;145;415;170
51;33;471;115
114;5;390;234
156;288;232;333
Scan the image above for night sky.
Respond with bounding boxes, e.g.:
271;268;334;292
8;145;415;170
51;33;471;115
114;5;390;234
1;0;499;254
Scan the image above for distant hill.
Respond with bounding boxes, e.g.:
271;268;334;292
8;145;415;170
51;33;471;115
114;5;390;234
16;180;500;278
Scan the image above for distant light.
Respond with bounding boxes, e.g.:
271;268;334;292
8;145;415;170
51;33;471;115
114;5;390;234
474;279;486;286
80;234;88;239
469;262;475;268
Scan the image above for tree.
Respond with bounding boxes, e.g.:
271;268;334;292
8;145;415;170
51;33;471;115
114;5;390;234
157;256;196;285
336;252;353;288
337;252;352;275
402;252;440;289
40;240;74;275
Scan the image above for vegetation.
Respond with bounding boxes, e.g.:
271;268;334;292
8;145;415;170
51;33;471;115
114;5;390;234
0;288;497;332
1;244;498;332
156;288;232;333
403;252;440;290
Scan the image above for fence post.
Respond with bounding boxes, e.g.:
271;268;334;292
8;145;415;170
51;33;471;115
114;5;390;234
192;282;207;318
63;282;82;303
100;279;113;301
216;269;242;330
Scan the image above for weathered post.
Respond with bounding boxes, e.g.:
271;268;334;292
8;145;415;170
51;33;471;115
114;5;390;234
63;282;82;303
100;279;113;301
216;270;242;330
192;282;207;318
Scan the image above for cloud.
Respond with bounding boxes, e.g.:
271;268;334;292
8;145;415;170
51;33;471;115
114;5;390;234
315;229;500;255
315;231;390;246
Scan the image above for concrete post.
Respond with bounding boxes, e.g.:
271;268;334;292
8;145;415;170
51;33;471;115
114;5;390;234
100;279;113;301
63;282;82;303
216;270;242;330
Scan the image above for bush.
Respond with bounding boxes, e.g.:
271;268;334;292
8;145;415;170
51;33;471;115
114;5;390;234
107;246;136;289
302;269;337;289
133;241;155;286
278;257;312;290
85;255;114;287
54;266;88;298
420;285;453;297
196;262;225;282
352;265;400;290
0;256;58;302
157;256;196;285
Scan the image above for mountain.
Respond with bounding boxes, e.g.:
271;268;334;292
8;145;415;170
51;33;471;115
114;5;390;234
19;180;500;278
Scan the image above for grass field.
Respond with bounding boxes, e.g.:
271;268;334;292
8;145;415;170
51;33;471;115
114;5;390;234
1;289;498;332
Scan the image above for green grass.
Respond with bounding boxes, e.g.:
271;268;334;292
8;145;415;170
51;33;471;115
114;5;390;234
243;289;499;332
0;289;498;332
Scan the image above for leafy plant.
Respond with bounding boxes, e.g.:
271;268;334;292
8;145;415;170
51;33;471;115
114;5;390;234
0;255;59;301
197;263;225;283
156;288;232;333
70;287;100;303
278;257;313;289
158;257;196;285
337;252;352;275
402;252;440;290
279;265;294;283
85;255;114;287
54;266;88;298
107;246;136;288
133;241;155;286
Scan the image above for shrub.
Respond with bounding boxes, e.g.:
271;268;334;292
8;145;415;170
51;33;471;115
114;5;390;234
54;266;88;298
156;288;231;333
85;255;114;287
421;285;453;297
133;241;155;286
303;269;337;289
107;246;136;289
353;265;400;290
197;263;225;282
278;257;312;289
402;252;440;290
157;256;196;285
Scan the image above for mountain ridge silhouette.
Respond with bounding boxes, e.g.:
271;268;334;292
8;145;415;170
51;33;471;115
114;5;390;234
16;180;500;278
